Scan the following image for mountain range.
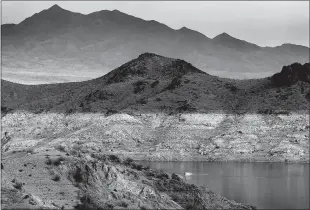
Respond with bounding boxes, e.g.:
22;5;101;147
2;4;309;84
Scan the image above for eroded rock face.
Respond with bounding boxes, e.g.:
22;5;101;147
271;63;310;86
66;155;255;210
2;112;309;162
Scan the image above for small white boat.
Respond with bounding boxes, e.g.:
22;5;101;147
184;172;193;176
184;172;209;176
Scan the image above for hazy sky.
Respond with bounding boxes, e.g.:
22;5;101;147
2;1;309;47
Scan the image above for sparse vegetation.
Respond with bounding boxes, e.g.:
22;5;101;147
55;144;66;152
45;158;53;165
108;154;121;163
13;182;23;190
133;81;148;94
106;109;118;116
137;98;147;104
45;156;65;166
74;193;100;210
224;83;238;92
163;76;183;91
51;174;61;182
12;179;23;190
123;157;134;165
151;80;159;88
131;162;144;171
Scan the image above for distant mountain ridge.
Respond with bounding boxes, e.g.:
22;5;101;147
2;4;309;83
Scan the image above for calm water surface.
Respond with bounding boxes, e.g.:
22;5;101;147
138;161;309;209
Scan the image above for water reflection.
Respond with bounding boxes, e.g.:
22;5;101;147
139;161;309;209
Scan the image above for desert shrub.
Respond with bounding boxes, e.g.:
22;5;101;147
106;109;117;116
53;156;65;166
131;162;143;171
45;156;65;166
108;155;121;163
1;106;12;116
156;172;170;180
280;95;288;100
163;76;182;91
133;81;148;94
184;79;190;84
24;147;35;154
74;193;103;210
274;110;290;115
301;86;305;93
123;157;134;165
97;154;108;162
45;158;52;165
72;144;83;151
70;149;78;156
137;98;147;104
66;109;73;114
55;145;66;152
258;109;290;115
51;174;61;182
13;181;23;190
185;202;202;210
72;167;84;184
306;91;310;101
151;80;159;88
258;109;274;115
81;106;91;112
224;83;238;92
93;90;113;100
118;201;128;208
171;173;184;182
143;165;150;170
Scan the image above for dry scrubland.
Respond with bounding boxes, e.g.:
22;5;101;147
2;111;309;162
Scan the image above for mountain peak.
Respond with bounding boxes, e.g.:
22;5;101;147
104;53;205;84
213;32;259;51
48;4;63;11
138;52;162;59
213;32;233;40
179;26;190;31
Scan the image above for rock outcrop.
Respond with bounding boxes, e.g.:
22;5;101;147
271;63;310;86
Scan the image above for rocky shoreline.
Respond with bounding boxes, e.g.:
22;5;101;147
1;149;256;210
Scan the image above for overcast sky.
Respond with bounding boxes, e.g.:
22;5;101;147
2;1;309;47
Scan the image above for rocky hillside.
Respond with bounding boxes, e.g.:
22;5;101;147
2;4;309;83
2;53;310;115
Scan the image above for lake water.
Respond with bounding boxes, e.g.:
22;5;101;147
138;161;309;209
